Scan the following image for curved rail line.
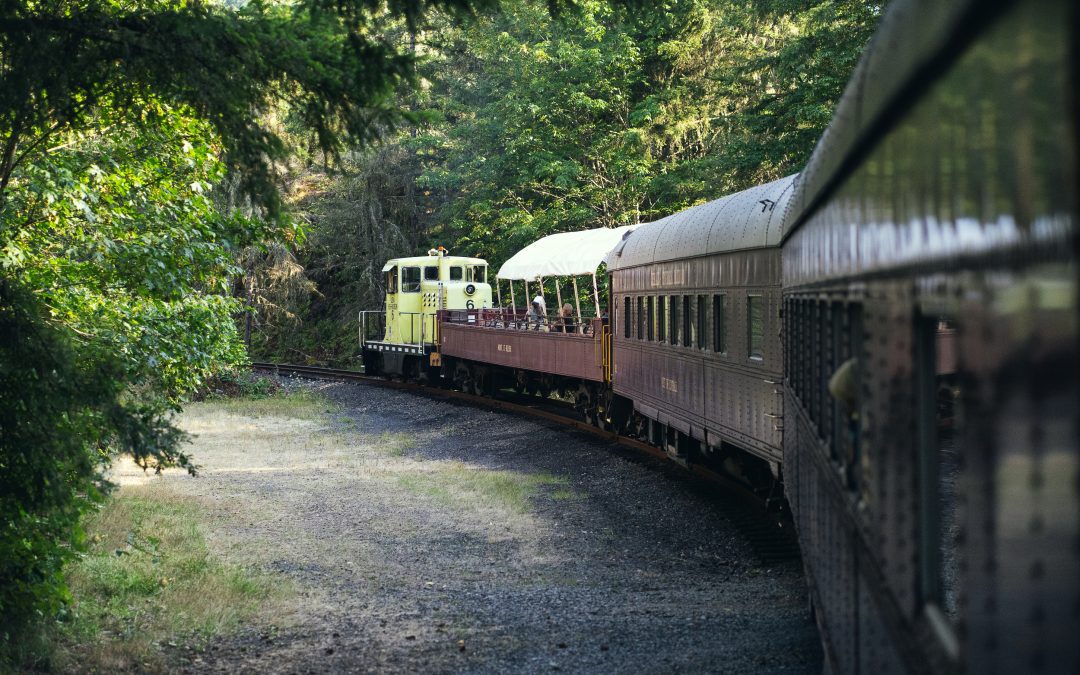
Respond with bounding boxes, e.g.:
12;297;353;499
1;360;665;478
250;361;798;562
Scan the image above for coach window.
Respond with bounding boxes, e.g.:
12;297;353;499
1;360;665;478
424;266;439;281
657;296;666;343
647;296;655;341
810;301;822;425
748;295;764;360
401;266;421;292
846;303;864;493
681;296;691;347
695;295;706;350
713;294;726;354
386;266;398;294
670;295;681;346
449;266;463;281
916;313;962;645
785;298;795;388
822;302;837;447
623;297;631;338
790;299;799;398
803;300;813;403
637;297;645;340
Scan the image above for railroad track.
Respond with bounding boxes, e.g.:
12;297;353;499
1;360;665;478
250;361;799;563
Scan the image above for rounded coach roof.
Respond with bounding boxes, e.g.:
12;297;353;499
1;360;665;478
608;174;797;270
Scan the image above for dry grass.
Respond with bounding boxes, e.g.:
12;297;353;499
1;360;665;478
395;461;568;514
50;486;289;672
188;388;327;421
46;387;566;670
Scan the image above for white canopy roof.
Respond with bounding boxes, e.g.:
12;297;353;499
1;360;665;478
496;225;639;280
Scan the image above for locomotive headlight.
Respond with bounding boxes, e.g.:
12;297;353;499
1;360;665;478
465;283;476;296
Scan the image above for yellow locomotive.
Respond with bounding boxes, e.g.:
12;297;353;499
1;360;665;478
360;247;492;378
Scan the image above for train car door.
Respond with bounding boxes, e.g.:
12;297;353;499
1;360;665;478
384;263;398;342
397;264;423;344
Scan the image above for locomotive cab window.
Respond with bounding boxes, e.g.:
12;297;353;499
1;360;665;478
424;266;439;281
449;266;463;281
386;266;398;294
748;295;764;360
468;266;486;283
401;266;421;292
916;313;962;646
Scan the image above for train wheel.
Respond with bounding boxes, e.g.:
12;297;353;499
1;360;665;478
469;364;488;396
575;383;593;418
362;350;382;376
594;390;614;432
405;356;421;382
594;408;609;432
538;375;553;399
453;361;471;392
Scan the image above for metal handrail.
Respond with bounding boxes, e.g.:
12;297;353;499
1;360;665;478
358;310;384;348
363;306;602;352
359;309;434;350
442;306;596;334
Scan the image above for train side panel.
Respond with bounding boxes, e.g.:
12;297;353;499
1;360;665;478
440;319;605;382
782;0;1078;671
612;250;783;463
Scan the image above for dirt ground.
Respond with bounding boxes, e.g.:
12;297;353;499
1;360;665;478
128;379;821;673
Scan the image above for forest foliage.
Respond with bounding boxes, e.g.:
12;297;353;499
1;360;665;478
257;0;882;363
0;0;880;661
0;0;494;657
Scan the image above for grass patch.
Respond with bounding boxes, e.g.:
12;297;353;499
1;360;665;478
43;487;287;671
189;387;328;421
192;370;332;421
397;461;568;514
376;431;416;457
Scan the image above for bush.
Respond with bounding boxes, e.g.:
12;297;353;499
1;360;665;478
0;280;186;660
0;281;107;652
194;371;283;400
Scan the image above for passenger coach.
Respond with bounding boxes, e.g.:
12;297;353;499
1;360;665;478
607;175;795;485
779;0;1079;671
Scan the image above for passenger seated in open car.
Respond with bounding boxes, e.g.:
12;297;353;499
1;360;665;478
554;303;575;333
527;298;547;331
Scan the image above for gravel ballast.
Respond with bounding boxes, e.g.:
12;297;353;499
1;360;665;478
165;379;822;673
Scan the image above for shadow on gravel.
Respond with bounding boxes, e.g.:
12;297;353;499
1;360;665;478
173;380;822;674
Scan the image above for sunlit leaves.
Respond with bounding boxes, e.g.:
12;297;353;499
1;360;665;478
2;107;260;399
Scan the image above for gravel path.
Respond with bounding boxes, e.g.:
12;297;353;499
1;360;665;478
168;380;821;673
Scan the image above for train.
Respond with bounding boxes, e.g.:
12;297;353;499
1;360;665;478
360;0;1079;671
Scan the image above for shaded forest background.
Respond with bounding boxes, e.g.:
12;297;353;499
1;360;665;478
253;0;882;363
0;0;880;662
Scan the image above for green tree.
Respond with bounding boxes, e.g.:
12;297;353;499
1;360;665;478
0;106;263;651
0;0;512;652
712;0;885;185
242;0;883;364
415;0;883;267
